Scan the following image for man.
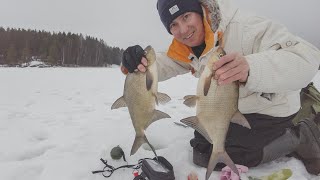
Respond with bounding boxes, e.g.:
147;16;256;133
121;0;320;175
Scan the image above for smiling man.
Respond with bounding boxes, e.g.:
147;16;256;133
169;11;205;47
120;0;320;175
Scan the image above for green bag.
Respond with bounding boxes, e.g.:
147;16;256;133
292;82;320;125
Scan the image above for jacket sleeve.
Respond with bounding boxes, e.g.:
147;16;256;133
242;16;320;93
156;51;191;82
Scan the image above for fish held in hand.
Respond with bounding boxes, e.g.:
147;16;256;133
181;47;251;180
111;46;171;157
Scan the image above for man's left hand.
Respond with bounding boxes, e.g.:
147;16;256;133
213;52;249;85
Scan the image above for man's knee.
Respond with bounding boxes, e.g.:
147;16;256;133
190;130;263;168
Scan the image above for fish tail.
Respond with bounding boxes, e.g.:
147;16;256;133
130;135;158;158
206;151;239;180
130;135;147;156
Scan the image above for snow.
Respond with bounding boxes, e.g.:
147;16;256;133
28;60;45;66
0;68;319;180
21;60;45;67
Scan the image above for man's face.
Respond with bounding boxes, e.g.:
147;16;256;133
169;12;205;47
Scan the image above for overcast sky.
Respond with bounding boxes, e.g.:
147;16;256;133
0;0;319;51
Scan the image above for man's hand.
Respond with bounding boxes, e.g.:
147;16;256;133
121;45;148;74
213;52;249;85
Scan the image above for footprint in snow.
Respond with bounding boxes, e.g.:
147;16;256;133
17;145;55;161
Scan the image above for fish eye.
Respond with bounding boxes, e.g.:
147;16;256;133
218;53;224;58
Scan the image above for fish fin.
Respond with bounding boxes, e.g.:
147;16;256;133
146;110;171;128
152;110;171;121
180;116;212;144
183;95;194;100
156;92;171;105
153;93;159;105
146;70;153;91
231;110;251;129
183;95;198;107
204;75;213;96
130;135;146;155
206;151;239;180
111;96;126;109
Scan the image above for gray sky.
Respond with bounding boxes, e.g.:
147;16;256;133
0;0;319;51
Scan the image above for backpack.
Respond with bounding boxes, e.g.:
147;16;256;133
292;82;320;125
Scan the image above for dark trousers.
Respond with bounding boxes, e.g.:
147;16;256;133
192;113;296;167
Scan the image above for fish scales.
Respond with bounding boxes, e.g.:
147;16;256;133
125;71;157;132
181;47;250;180
111;46;171;157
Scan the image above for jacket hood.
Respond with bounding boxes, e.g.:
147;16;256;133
200;0;238;32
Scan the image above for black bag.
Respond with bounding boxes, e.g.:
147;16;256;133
139;156;175;180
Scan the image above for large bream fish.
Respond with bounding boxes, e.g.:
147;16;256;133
181;47;251;180
111;46;171;157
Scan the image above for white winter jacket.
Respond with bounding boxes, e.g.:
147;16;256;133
155;0;320;117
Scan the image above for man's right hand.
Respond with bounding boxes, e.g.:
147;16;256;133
121;45;148;74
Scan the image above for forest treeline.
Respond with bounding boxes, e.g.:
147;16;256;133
0;27;124;66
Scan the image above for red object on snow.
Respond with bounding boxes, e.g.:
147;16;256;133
133;171;139;177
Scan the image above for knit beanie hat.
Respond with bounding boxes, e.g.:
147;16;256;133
157;0;203;34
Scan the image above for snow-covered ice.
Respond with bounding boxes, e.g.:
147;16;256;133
0;67;319;180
